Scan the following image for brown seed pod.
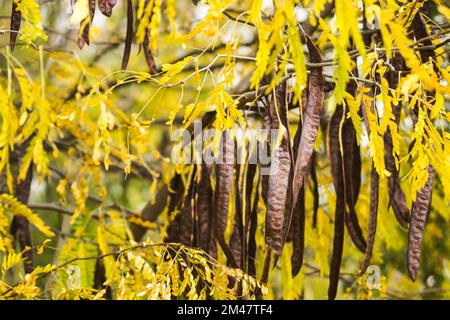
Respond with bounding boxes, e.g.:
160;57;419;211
290;185;305;277
195;163;214;252
408;166;435;281
121;0;134;70
384;54;409;228
284;91;306;242
214;132;238;268
327;104;346;300
229;162;244;268
243;162;257;271
290;38;325;236
265;83;291;254
77;0;96;49
10;1;22;51
142;0;157;74
98;0;117;17
247;172;260;276
342;115;367;253
406;11;438;282
143;31;158;74
360;166;379;275
310;152;319;228
166;168;196;246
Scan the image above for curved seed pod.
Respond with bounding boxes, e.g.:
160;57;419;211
327;105;346;300
140;0;157;74
360;166;379;275
310;152;319;228
265;83;291;254
285;91;307;241
243;163;257;271
244;163;257;230
291;185;305;277
10;1;21;51
406;12;437;282
384;54;409;228
247;174;260;276
143;33;157;74
230;163;244;268
195;163;213;252
343;118;367;253
260;249;272;284
214;132;238;268
121;0;134;70
98;0;117;17
78;0;96;49
166;168;196;246
408;166;435;281
290;38;325;234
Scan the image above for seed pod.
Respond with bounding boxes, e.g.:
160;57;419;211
327;104;346;300
406;12;437;282
408;166;435;281
214;132;238;268
247;173;259;276
384;54;409;228
98;0;117;17
285;91;307;242
166;168;196;246
243;163;257;272
10;1;22;51
265;83;291;254
78;0;96;49
360;166;379;275
142;0;157;74
310;152;319;228
229;163;244;268
195;163;213;252
291;185;305;277
290;38;325;233
121;0;134;70
342;117;367;253
143;30;158;74
287;98;306;275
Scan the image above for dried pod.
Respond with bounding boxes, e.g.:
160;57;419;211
290;38;325;233
166;168;196;246
360;166;379;275
265;83;291;254
384;54;409;228
342;117;367;253
10;1;22;51
78;0;96;49
98;0;117;17
327;104;346;300
310;152;319;228
290;185;305;277
195;163;214;253
229;163;244;268
406;12;438;282
121;0;134;70
243;163;257;271
247;173;259;276
142;0;158;74
214;132;238;268
143;30;158;74
408;166;435;281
